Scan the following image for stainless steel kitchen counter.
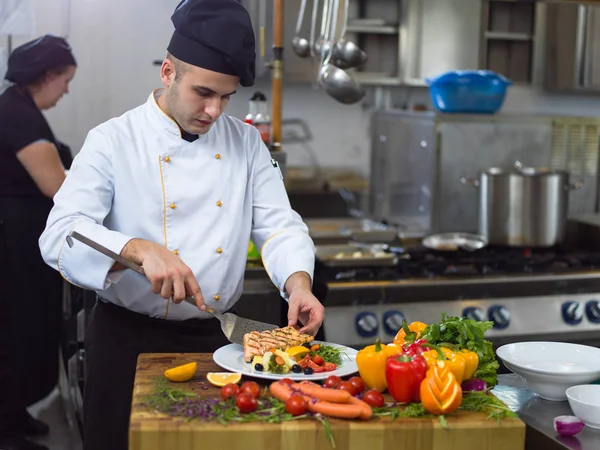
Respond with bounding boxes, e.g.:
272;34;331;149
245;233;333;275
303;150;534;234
495;374;600;450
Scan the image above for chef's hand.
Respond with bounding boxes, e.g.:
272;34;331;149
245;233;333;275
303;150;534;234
119;238;206;309
285;272;325;336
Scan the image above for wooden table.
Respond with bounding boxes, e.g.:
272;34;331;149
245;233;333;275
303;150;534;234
130;353;526;450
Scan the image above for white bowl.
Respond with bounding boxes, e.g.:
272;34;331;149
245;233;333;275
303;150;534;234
496;342;600;401
566;385;600;428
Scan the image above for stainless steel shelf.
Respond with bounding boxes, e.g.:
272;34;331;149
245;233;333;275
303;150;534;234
484;31;533;41
346;24;399;34
353;72;402;85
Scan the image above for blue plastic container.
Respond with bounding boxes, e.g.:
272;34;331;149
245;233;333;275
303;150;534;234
425;70;512;114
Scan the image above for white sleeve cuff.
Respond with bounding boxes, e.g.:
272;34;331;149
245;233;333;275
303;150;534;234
58;220;134;291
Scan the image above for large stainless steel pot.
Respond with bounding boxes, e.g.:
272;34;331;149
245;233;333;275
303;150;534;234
461;161;583;247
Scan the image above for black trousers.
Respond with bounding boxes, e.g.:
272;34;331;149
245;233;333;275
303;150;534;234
0;197;62;440
83;300;231;450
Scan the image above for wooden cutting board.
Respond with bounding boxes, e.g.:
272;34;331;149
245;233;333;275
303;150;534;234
130;353;525;450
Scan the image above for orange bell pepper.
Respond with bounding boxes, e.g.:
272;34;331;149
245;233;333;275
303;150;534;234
420;360;463;415
393;320;428;346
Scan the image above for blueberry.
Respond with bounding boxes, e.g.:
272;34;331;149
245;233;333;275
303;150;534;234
303;367;314;375
254;363;264;371
292;364;302;373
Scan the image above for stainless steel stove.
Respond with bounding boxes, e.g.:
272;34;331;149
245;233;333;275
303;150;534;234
319;243;600;349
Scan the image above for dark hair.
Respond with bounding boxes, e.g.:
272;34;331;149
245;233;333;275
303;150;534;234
26;65;74;87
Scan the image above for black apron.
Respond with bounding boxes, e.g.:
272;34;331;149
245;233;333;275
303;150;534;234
0;85;74;436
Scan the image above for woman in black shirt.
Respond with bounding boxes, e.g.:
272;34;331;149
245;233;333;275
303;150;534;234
0;34;77;450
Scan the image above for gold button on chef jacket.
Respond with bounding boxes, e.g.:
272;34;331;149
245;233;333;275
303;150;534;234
38;90;315;320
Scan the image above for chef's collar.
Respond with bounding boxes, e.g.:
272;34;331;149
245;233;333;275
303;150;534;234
150;89;206;142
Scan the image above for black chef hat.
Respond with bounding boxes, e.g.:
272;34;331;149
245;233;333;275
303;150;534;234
167;0;256;87
5;34;77;85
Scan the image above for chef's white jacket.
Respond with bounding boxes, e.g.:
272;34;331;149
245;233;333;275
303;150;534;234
39;90;315;321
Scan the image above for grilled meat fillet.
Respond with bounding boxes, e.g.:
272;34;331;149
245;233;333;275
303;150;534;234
243;326;314;362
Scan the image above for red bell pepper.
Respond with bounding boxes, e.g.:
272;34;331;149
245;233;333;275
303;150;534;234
403;339;429;356
385;353;428;403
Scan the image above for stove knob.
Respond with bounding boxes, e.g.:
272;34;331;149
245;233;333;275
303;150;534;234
355;312;379;338
561;301;583;325
462;307;485;322
383;310;406;336
585;300;600;323
488;305;510;329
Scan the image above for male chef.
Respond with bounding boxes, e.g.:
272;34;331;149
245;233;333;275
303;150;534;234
39;1;324;449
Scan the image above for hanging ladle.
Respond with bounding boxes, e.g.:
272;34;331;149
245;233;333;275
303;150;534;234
319;0;365;104
333;0;367;68
312;0;330;58
292;0;311;58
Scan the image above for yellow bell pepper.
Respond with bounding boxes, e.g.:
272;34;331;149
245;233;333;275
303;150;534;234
421;347;466;384
356;339;400;392
459;349;479;380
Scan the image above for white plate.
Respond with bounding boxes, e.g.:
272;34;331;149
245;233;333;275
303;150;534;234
212;342;359;381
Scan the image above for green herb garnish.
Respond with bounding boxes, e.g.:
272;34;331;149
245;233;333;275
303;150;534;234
311;345;345;365
418;313;500;387
372;391;517;425
460;391;518;422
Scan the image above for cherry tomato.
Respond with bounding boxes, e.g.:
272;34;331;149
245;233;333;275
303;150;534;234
220;383;240;400
348;376;366;394
240;381;261;398
311;355;324;365
280;378;295;385
285;394;308;416
337;381;356;394
236;393;258;413
323;375;342;388
362;389;385;408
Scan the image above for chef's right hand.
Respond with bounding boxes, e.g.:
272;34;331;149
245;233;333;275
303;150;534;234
120;238;206;310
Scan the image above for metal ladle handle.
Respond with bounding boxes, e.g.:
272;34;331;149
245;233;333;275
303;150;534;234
295;0;307;35
322;0;339;66
339;0;349;39
309;0;320;57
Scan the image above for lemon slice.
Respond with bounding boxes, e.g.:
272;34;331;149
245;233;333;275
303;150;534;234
206;372;242;387
285;345;310;358
164;362;197;382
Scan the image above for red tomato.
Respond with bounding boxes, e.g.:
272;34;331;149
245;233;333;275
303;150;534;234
362;389;385;408
240;381;261;398
236;393;258;413
336;381;355;394
280;378;295;385
348;376;366;394
285;394;308;416
311;355;324;365
323;375;342;388
220;383;240;400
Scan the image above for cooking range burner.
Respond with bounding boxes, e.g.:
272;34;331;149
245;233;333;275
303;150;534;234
317;246;600;282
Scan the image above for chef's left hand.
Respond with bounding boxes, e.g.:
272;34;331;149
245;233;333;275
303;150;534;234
287;289;325;336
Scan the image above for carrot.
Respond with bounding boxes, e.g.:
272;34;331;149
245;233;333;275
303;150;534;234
269;381;294;402
295;381;351;403
346;395;373;420
270;381;366;420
